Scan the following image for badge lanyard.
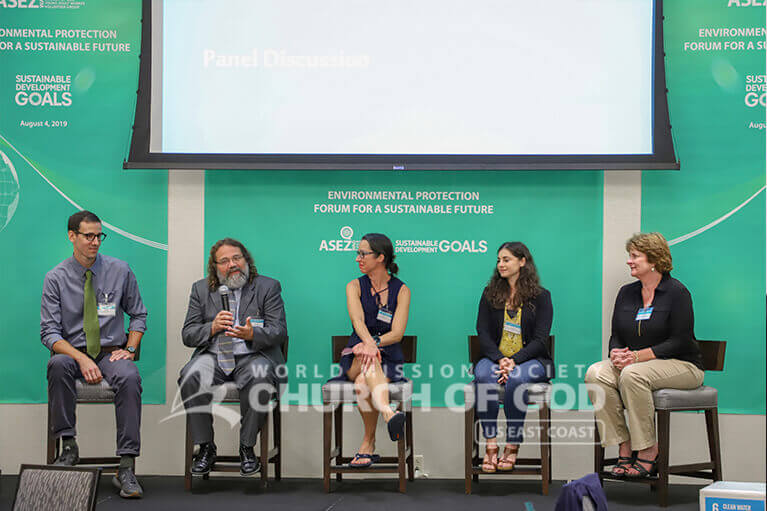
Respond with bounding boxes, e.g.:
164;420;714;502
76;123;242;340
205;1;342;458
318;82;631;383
503;308;522;335
376;308;393;325
636;306;653;336
372;285;388;309
372;284;392;330
248;305;264;329
97;291;116;317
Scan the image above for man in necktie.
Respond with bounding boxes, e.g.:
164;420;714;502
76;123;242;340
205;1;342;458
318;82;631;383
179;238;287;477
41;210;147;498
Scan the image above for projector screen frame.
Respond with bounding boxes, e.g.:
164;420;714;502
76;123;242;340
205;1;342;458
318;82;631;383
124;0;680;171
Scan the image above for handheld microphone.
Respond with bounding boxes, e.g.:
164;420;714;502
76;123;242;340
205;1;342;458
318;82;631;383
218;285;231;312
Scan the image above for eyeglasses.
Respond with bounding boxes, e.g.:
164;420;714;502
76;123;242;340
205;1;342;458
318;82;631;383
76;231;107;242
216;254;244;266
356;250;375;258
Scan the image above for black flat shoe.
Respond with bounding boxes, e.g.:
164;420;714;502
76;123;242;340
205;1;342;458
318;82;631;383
53;444;79;466
239;444;260;476
387;412;406;441
191;443;217;475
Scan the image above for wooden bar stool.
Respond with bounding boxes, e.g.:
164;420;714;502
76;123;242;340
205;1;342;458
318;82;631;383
46;344;142;474
47;380;123;473
322;335;416;493
183;340;287;490
464;335;554;495
594;340;725;507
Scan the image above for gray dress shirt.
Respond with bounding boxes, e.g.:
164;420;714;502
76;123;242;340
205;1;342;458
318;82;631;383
40;253;148;350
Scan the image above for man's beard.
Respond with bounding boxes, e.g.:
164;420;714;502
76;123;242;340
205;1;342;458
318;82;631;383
217;265;249;290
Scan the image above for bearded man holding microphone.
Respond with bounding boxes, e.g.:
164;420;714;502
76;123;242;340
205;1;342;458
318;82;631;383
178;238;287;477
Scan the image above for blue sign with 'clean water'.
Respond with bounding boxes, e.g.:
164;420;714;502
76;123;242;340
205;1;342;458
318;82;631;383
705;497;765;511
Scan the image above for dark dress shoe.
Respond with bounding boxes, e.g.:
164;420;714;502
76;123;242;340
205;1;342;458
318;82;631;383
112;467;144;498
239;444;260;476
191;443;217;474
53;444;79;466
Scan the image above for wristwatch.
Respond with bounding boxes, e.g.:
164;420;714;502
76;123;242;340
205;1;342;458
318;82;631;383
126;346;136;354
373;335;381;347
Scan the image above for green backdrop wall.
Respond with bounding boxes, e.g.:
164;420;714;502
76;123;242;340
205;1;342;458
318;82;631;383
643;0;766;413
0;0;167;403
204;171;603;407
202;0;765;412
0;0;764;414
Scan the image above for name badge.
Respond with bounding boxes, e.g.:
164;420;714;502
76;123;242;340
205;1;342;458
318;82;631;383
636;307;653;321
503;321;521;335
249;318;265;328
97;302;116;317
376;308;393;324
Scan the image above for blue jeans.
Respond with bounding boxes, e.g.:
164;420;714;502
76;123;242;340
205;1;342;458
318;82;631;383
473;358;549;443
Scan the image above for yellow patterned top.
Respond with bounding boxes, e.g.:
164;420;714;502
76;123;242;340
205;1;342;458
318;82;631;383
499;306;523;357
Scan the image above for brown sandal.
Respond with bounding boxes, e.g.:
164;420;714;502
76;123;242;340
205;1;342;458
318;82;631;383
497;444;519;472
481;446;499;473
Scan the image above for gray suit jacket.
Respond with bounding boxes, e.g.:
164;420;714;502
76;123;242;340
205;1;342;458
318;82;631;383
181;274;287;368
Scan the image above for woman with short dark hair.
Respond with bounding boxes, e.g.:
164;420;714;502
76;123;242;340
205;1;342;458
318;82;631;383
336;233;411;467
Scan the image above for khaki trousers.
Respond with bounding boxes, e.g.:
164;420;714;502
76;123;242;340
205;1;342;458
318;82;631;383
585;358;704;450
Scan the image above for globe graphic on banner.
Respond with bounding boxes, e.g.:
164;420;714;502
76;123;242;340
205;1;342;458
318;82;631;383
0;149;20;233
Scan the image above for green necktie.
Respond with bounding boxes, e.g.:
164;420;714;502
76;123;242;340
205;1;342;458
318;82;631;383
83;269;101;358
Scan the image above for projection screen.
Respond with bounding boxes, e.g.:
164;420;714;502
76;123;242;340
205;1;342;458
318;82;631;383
124;0;679;170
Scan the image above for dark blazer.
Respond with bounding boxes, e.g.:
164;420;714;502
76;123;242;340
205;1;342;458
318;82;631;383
476;286;555;378
181;274;287;368
608;273;703;370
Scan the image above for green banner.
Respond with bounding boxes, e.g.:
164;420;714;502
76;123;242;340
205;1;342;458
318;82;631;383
1;0;763;417
0;0;167;403
205;170;604;407
643;0;766;413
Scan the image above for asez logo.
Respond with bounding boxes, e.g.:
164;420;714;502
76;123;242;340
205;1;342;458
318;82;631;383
319;226;359;252
0;0;40;7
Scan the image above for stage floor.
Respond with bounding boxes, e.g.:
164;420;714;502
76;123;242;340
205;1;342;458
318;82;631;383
0;475;704;510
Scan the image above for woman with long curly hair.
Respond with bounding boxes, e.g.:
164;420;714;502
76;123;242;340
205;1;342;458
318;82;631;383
474;241;554;473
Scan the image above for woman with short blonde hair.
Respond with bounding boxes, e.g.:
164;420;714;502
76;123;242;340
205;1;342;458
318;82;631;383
585;232;704;479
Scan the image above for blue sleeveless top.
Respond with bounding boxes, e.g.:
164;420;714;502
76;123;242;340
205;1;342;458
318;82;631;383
347;274;405;366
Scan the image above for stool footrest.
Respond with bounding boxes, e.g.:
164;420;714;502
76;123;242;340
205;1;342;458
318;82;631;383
200;464;242;473
335;455;413;464
514;457;545;466
77;457;120;465
669;470;717;480
329;465;411;474
669;462;714;473
471;467;542;476
598;471;658;485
